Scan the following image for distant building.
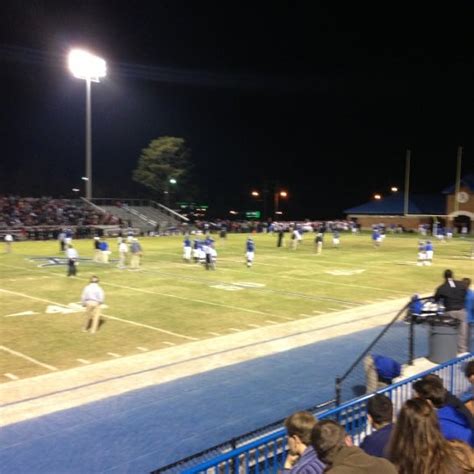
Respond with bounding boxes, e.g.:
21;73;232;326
345;174;474;233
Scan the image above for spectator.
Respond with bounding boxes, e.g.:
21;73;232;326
422;373;474;429
448;439;474;473
388;398;472;474
413;378;473;446
310;420;396;473
434;269;468;353
463;277;474;325
282;411;325;474
464;361;474;416
359;394;393;458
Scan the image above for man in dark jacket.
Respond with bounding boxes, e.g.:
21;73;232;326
434;269;468;353
311;420;397;473
359;394;393;458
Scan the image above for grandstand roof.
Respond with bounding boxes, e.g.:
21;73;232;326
344;194;445;215
442;173;474;194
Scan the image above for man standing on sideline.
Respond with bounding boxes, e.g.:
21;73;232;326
4;233;13;253
118;238;128;269
93;236;101;262
130;237;142;270
183;235;192;262
66;244;79;277
434;269;468;353
81;275;105;334
282;411;325;473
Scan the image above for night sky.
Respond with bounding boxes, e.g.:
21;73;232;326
1;1;474;219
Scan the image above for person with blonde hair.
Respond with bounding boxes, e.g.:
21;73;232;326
388;398;471;474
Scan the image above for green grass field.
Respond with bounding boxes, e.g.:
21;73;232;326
1;232;472;382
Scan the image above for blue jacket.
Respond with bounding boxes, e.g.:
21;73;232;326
373;354;401;381
437;405;474;447
282;447;325;474
359;424;393;459
466;288;474;324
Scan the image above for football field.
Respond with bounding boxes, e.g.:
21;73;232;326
1;232;473;383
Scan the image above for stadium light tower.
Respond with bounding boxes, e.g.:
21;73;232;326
68;49;106;200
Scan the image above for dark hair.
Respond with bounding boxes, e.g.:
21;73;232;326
465;361;474;379
284;411;316;446
310;420;346;464
412;379;446;408
388;398;455;474
443;269;453;279
462;277;472;289
367;394;393;426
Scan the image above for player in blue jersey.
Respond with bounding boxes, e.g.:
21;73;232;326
245;237;255;267
372;228;381;248
183;236;192;262
417;241;426;266
424;240;434;265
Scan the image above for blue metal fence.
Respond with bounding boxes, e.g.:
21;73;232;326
182;353;473;474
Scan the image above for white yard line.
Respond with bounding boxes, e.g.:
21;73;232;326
229;328;241;332
247;324;261;328
107;353;121;358
0;262;283;320
0;287;197;341
76;359;90;364
4;373;19;380
208;331;221;336
136;347;148;352
0;346;57;371
162;341;176;346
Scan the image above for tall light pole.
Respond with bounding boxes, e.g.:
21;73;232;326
274;190;288;215
68;49;106;200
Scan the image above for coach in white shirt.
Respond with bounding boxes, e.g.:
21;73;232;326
81;276;105;334
66;245;79;276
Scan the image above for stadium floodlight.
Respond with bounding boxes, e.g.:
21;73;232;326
68;49;106;201
251;191;260;197
391;186;398;192
374;194;382;200
169;178;177;184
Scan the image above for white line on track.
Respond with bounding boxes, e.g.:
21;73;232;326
265;320;279;324
0;287;197;341
136;347;148;352
0;345;58;371
229;328;241;332
208;331;220;336
76;359;90;364
328;307;342;311
107;352;121;358
4;373;19;380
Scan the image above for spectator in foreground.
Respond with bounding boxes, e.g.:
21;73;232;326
413;378;473;446
422;373;474;429
359;394;393;458
388;398;472;474
465;361;474;415
282;411;325;474
310;420;396;473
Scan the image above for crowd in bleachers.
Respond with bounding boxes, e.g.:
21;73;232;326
0;196;120;228
283;364;474;473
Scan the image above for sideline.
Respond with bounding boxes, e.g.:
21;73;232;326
0;345;58;371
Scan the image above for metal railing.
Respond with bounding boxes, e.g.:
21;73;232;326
176;353;473;474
